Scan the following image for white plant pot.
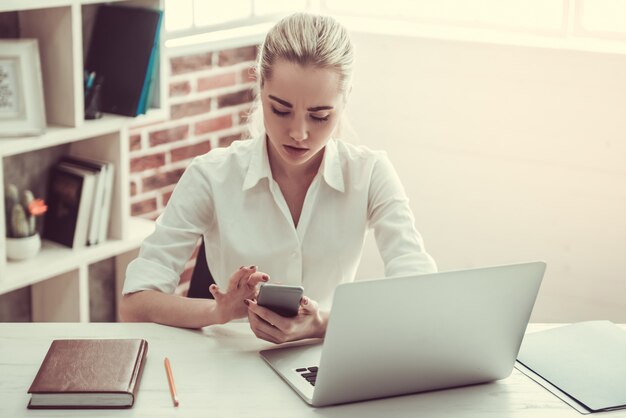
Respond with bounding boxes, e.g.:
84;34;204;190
6;234;41;261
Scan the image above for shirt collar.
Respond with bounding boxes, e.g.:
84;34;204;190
242;135;271;191
320;138;345;193
242;135;345;193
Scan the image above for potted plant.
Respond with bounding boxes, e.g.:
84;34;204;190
4;184;47;261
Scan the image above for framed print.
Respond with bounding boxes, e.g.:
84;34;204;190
0;39;46;137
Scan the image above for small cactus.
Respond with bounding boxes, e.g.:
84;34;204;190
28;213;36;236
4;184;47;238
21;189;34;211
21;190;35;235
11;205;30;237
6;184;18;204
5;184;18;226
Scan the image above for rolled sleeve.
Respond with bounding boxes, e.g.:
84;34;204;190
367;154;437;277
123;257;181;294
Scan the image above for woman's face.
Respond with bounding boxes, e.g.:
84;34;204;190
261;59;344;173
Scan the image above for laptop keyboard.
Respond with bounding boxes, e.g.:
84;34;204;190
296;366;319;386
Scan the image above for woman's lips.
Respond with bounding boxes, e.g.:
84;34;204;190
283;145;309;157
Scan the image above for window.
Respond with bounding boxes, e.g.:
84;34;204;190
164;0;308;37
323;0;566;32
164;0;626;48
579;0;626;34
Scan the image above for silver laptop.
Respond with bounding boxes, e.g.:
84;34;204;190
260;261;546;407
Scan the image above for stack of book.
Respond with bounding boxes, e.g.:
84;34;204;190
43;156;114;248
85;4;163;117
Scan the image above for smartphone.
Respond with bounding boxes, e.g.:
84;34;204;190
256;284;304;317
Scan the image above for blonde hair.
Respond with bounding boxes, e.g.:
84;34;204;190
246;13;356;140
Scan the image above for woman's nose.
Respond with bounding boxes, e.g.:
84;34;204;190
289;118;308;142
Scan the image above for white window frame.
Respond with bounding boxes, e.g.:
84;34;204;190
164;0;626;56
164;0;313;41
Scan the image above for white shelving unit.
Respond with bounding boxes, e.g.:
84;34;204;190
0;0;167;322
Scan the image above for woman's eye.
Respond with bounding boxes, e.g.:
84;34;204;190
271;107;290;117
310;114;330;122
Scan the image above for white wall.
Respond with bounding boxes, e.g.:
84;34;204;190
349;31;626;322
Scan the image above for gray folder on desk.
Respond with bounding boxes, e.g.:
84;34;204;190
516;321;626;414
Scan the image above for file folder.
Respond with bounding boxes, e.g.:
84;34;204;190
516;321;626;414
85;4;162;117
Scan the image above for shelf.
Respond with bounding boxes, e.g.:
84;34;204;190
0;0;166;322
0;108;167;157
0;0;140;13
0;1;71;13
0;116;125;157
0;217;154;295
128;108;169;128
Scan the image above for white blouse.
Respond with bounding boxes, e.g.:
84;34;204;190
123;136;436;309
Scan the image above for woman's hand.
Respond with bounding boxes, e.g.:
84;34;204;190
210;266;269;324
246;296;329;344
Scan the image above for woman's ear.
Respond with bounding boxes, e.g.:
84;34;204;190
258;72;265;89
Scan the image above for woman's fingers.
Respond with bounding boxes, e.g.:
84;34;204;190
209;284;221;300
251;325;281;344
214;266;267;304
227;266;256;291
236;265;257;289
248;310;284;343
246;294;324;343
211;267;267;324
246;272;269;289
299;296;318;314
246;299;289;331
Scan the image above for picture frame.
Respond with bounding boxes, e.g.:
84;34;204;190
0;39;46;137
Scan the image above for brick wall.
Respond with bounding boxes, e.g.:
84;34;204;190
128;44;259;296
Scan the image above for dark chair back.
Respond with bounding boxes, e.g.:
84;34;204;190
187;238;216;299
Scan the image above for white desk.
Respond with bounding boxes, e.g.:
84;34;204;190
1;322;625;417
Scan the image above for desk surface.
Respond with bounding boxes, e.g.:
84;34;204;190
1;322;625;417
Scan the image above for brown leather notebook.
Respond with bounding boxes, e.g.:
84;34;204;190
27;339;148;409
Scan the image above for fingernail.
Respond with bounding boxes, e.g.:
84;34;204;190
249;265;257;269
239;266;245;270
303;297;308;305
244;299;250;306
262;274;269;281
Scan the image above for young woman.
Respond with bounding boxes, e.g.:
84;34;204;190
120;13;436;343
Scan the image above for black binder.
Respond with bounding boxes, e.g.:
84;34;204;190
85;5;162;116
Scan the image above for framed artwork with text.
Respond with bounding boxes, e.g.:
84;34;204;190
0;39;46;137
